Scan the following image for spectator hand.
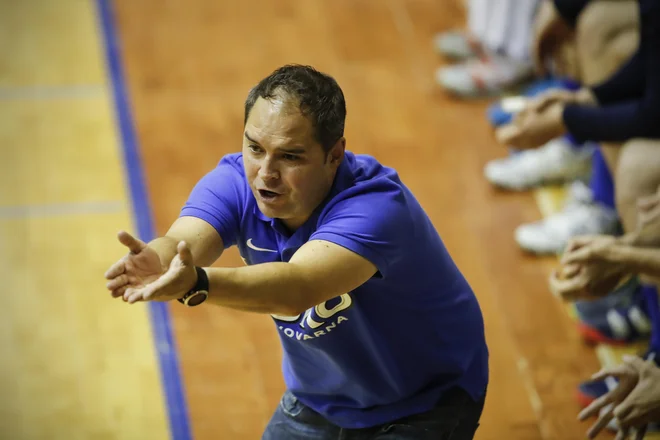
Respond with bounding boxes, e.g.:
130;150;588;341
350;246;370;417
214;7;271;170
613;355;660;433
549;235;627;301
579;355;660;440
527;87;597;113
495;101;566;149
578;357;641;439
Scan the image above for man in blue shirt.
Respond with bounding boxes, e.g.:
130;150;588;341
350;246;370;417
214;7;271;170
104;64;489;439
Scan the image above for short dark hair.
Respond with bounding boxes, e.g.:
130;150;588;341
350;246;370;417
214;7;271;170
244;64;346;152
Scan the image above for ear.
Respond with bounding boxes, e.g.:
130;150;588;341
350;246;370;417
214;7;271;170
327;137;346;167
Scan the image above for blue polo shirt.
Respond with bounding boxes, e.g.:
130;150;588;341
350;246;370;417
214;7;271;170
180;151;489;429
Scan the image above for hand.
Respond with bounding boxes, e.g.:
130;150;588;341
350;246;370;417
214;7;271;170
549;264;627;302
614;355;660;432
122;241;198;304
579;355;660;439
561;235;618;266
104;231;165;300
578;358;641;439
549;236;627;301
526;87;597;114
532;0;573;76
495;102;566;149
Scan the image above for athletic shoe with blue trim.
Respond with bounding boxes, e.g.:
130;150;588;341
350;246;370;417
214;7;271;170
575;278;652;346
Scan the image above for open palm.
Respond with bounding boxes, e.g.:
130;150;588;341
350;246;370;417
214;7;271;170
105;231;164;299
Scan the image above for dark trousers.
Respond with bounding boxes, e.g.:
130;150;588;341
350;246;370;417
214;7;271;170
262;386;486;440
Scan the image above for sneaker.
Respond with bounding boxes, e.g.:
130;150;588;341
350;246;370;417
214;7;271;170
435;53;534;98
432;30;482;60
575;278;652;345
514;181;620;254
484;137;594;190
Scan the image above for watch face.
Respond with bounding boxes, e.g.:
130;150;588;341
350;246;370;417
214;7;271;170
187;291;208;307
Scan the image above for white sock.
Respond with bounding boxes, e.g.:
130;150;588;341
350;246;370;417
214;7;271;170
504;0;541;62
467;0;491;43
473;0;540;63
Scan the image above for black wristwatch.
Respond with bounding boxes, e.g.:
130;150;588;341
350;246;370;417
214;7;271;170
178;266;209;307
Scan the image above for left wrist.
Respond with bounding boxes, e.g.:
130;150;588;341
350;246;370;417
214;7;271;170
178;267;209;307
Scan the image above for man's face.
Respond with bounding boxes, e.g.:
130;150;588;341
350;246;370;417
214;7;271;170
243;95;344;231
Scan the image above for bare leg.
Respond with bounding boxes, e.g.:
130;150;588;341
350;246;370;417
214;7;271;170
615;140;660;234
575;0;639;86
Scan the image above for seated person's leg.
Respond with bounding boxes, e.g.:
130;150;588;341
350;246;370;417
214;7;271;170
575;0;640;87
434;0;489;60
435;0;537;98
616;139;660;351
577;140;660;413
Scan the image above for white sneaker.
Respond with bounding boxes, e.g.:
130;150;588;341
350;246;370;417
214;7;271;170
484;138;595;190
435;53;534;98
515;181;620;254
432;30;482;60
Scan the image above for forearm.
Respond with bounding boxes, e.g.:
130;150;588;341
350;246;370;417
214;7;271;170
617;229;660;248
204;263;316;316
607;244;660;278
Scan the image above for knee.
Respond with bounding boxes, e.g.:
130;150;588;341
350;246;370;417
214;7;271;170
615;139;660;230
576;0;639;60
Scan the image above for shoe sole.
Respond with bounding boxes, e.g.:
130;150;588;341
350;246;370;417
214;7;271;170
576;321;644;346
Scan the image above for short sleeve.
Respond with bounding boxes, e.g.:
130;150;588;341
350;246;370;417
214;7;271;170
310;181;411;278
179;155;247;248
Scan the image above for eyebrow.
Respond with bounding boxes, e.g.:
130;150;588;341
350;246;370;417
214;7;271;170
244;131;307;154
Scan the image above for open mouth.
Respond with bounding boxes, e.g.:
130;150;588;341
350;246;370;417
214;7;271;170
258;189;280;200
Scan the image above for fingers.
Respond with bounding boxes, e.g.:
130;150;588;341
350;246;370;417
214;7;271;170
563;235;597;254
123;286;147;304
615;427;630;440
561;263;582;279
177;241;193;266
580;392;614;421
124;268;177;304
117;230;147;254
613;400;635;427
634;424;647;440
622;354;650;369
111;285;129;299
590;364;631;382
106;274;129;291
104;259;125;279
561;248;591;265
549;268;588;301
495;124;522;146
532;95;557;113
587;405;615;439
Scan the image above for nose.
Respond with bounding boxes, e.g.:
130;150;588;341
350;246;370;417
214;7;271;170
258;156;280;181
